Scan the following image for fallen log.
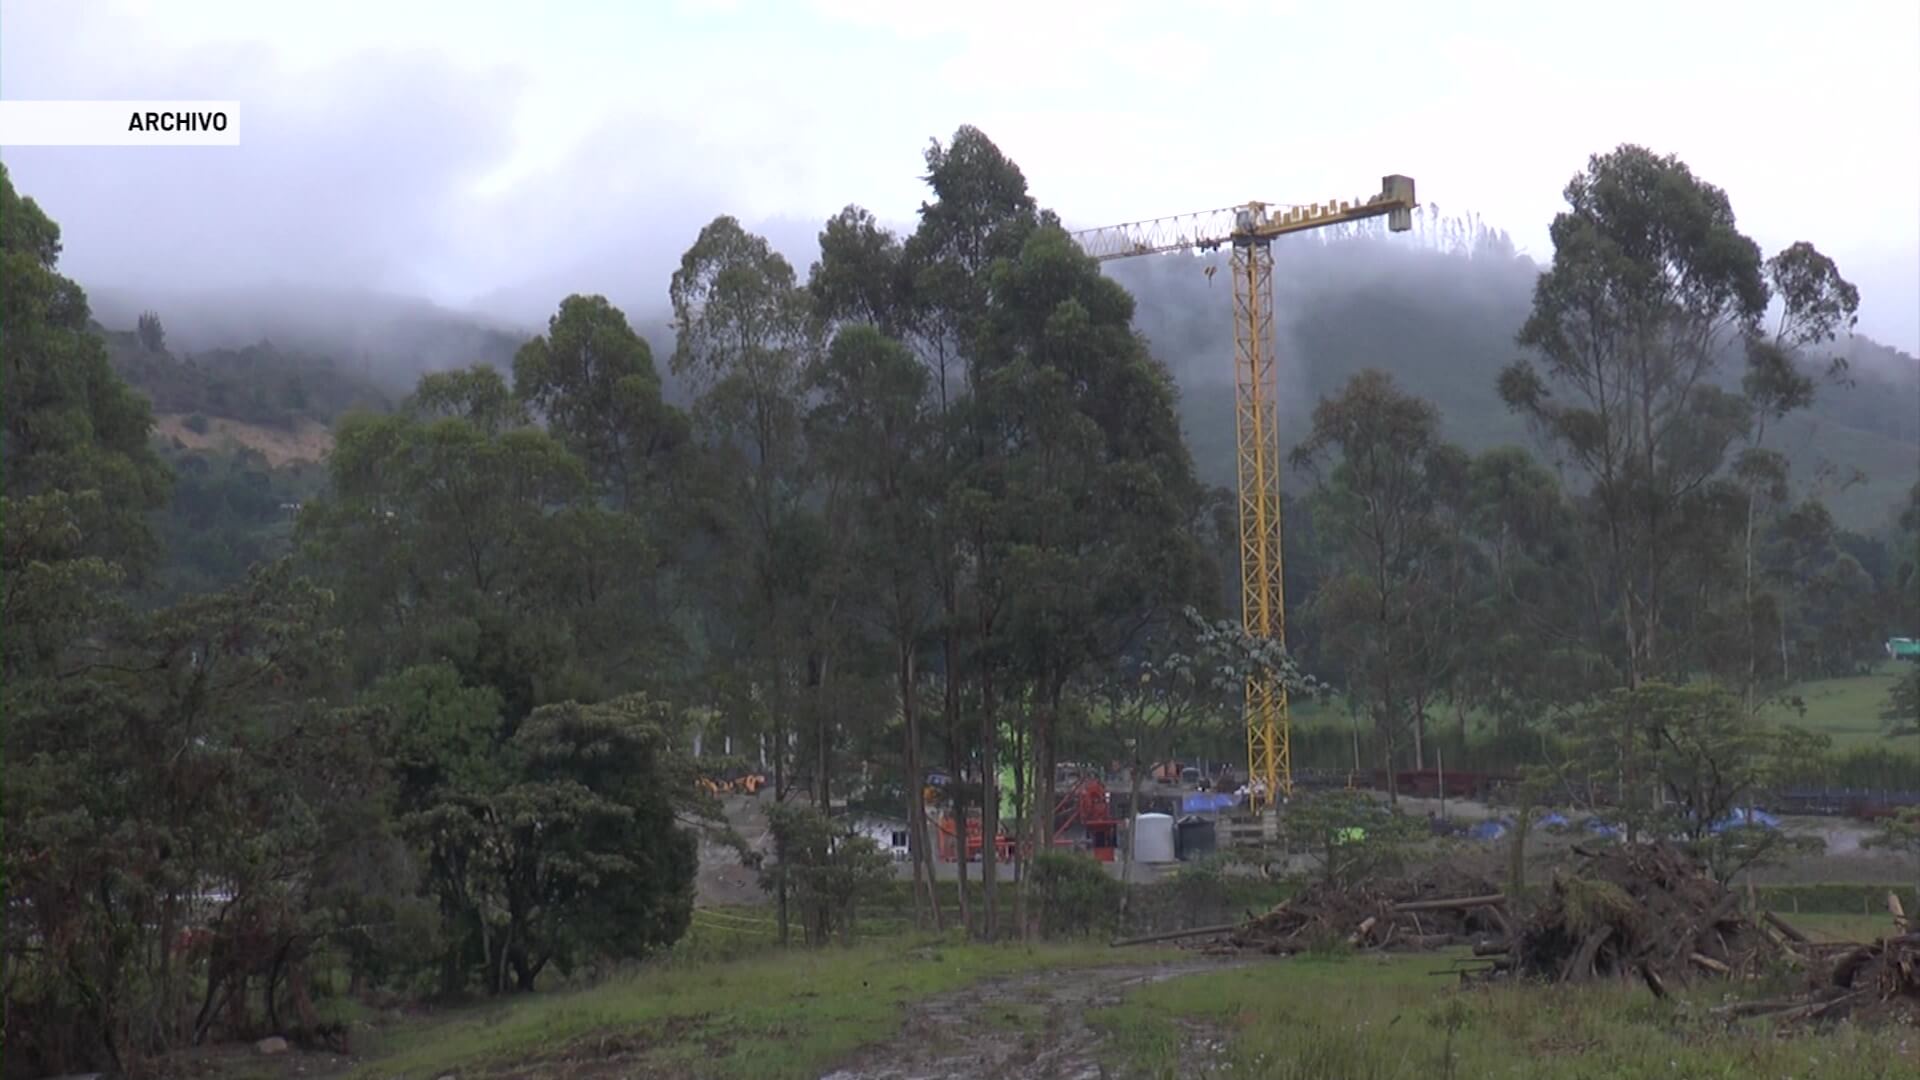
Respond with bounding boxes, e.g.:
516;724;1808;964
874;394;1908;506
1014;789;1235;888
1762;911;1810;945
1689;952;1731;975
1559;926;1614;983
1110;923;1240;948
1345;916;1378;947
1472;940;1511;957
1712;994;1808;1018
1778;989;1868;1023
1640;965;1668;1000
1392;893;1507;914
1830;944;1879;988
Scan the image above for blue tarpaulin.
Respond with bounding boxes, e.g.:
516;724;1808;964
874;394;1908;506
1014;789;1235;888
1180;792;1241;815
1467;819;1509;841
1582;817;1620;838
1712;807;1781;833
1537;812;1570;829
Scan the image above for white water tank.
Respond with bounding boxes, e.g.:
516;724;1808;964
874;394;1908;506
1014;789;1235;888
1132;813;1176;864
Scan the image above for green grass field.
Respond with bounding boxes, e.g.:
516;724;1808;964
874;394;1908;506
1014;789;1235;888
1090;660;1915;772
1764;662;1910;750
1779;911;1905;942
1273;662;1913;753
239;909;1919;1080
1089;951;1918;1079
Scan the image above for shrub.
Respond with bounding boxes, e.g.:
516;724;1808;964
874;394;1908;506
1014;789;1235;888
1032;852;1121;939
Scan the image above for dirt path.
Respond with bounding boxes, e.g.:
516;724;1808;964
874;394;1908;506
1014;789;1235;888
819;958;1240;1080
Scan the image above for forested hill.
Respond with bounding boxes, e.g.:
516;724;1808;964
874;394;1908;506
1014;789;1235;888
95;222;1920;532
1107;224;1920;533
88;284;526;390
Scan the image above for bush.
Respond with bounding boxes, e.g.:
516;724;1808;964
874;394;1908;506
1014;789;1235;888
759;804;893;946
183;412;211;434
1032;852;1121;939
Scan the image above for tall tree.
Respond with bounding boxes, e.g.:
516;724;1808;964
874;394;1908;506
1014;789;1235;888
1455;446;1607;737
1498;144;1853;688
512;294;692;517
810;206;915;340
805;323;944;926
1291;370;1461;789
971;223;1208;934
1732;243;1860;707
670;215;826;939
1;163;170;673
298;367;654;709
898;125;1042;938
137;309;166;353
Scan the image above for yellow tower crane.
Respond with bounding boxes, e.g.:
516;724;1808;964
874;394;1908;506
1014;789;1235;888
1069;175;1417;812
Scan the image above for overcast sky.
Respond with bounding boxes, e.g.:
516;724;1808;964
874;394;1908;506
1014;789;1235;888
3;0;1917;351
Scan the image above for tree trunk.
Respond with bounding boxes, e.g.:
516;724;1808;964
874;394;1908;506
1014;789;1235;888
1011;709;1028;938
1381;721;1398;804
1744;488;1758;715
1411;693;1426;772
1118;750;1145;928
1029;690;1059;941
979;657;1000;940
813;651;832;813
900;644;941;929
1507;804;1531;900
771;659;791;946
947;696;972;936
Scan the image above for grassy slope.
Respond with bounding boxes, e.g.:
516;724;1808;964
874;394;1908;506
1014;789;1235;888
352;935;1156;1079
1763;661;1910;751
1090;952;1917;1080
1274;663;1911;748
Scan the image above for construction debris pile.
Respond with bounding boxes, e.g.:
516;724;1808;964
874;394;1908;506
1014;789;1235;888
1140;841;1917;1027
1223;866;1510;955
1500;842;1781;986
1715;931;1920;1026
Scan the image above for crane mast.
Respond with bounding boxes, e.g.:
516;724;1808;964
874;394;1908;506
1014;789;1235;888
1071;176;1417;812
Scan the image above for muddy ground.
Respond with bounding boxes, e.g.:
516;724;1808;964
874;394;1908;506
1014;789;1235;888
818;959;1242;1080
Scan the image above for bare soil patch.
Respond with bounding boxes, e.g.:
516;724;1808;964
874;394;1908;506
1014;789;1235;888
155;413;334;467
818;959;1240;1080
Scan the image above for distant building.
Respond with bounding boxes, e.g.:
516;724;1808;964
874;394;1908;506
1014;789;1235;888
846;815;911;861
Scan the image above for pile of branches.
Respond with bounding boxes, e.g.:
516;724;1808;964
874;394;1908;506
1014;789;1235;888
1499;842;1782;990
1714;896;1918;1027
1221;867;1510;955
1117;842;1916;1028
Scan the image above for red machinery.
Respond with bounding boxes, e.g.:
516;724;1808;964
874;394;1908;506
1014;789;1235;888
933;776;1121;863
1054;777;1119;861
935;812;1018;863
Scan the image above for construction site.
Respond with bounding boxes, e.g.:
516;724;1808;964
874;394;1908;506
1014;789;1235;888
11;0;1919;1069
